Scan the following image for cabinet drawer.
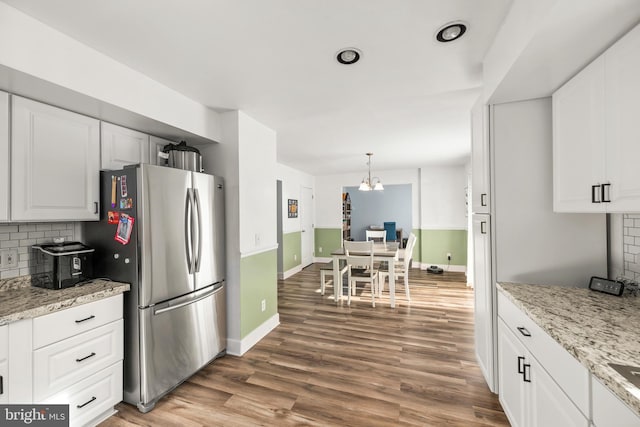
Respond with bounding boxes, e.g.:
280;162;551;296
498;292;589;415
33;319;123;401
592;377;640;427
33;294;123;349
0;325;6;404
44;361;122;427
0;324;7;360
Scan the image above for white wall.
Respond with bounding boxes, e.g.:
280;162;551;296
276;163;315;234
419;165;468;230
238;112;277;255
0;2;220;142
315;169;421;229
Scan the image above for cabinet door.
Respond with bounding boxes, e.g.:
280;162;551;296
552;56;606;213
473;214;495;392
528;356;588;427
0;325;7;404
101;122;150;170
149;135;172;166
11;96;100;221
498;320;527;427
0;91;8;221
604;24;640;212
471;99;490;213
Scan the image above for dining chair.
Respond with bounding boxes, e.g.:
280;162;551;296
319;261;348;296
365;229;386;243
343;240;378;306
379;232;416;301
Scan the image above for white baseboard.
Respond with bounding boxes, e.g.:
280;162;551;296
226;313;280;356
280;265;303;280
417;262;467;273
313;256;332;263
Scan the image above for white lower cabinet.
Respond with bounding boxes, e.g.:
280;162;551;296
498;292;589;427
0;91;9;221
592;377;640;427
7;295;123;426
0;325;8;404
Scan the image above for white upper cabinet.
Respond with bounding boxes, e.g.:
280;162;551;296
101;122;150;170
149;135;173;166
11;96;100;221
553;56;606;212
604;24;640;212
0;91;9;222
471;99;490;213
553;23;640;213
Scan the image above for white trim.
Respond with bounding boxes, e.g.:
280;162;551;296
280;264;303;280
226;313;280;356
313;256;332;263
241;245;278;258
419;226;468;231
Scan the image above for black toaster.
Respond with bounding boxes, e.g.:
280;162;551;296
32;242;95;289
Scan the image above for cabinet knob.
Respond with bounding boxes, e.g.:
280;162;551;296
591;185;601;203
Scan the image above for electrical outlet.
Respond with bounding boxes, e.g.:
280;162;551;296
254;233;261;246
447;253;452;261
294;254;297;261
319;246;323;253
261;299;266;312
0;248;18;268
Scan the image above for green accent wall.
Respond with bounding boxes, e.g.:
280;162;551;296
420;229;467;265
282;231;301;271
240;249;278;338
315;228;342;257
411;228;421;262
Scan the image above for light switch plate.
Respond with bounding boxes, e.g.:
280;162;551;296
0;248;18;268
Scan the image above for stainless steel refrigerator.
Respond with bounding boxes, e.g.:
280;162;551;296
84;164;226;413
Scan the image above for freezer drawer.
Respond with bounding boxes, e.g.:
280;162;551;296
136;283;226;411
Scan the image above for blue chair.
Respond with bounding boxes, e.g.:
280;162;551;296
383;222;396;242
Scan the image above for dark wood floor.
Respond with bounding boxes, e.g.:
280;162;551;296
101;264;508;426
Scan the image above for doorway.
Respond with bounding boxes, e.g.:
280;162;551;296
300;186;313;267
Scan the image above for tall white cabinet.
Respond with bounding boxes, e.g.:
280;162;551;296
553;23;640;212
101;122;150;170
470;97;607;396
11;96;100;221
0;91;8;222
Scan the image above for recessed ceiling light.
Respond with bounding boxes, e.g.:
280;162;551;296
435;22;468;43
336;48;361;65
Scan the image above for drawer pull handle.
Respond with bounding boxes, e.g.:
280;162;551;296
517;356;525;374
0;375;3;395
77;396;97;409
517;326;531;337
76;352;96;363
523;363;531;383
75;315;96;324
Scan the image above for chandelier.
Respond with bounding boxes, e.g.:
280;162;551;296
358;153;384;191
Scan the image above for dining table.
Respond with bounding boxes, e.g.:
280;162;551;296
331;242;400;308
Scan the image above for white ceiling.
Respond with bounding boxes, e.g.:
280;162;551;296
1;0;513;175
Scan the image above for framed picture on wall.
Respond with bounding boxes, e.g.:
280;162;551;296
288;199;298;218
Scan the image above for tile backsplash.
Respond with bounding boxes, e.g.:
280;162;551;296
623;214;640;282
0;222;78;279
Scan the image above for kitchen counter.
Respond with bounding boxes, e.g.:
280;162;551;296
498;282;640;417
0;275;130;326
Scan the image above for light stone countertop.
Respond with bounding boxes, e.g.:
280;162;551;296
498;282;640;418
0;275;130;326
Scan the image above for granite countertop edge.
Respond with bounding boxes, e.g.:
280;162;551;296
0;279;130;326
497;282;640;418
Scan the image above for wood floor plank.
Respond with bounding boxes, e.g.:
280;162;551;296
100;265;508;426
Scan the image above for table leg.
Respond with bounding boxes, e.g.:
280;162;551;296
333;256;341;303
389;260;396;308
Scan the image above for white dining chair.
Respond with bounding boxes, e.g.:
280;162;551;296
319;261;348;296
343;240;378;306
379;232;416;301
365;229;386;244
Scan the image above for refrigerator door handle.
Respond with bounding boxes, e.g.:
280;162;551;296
184;189;195;274
153;283;224;315
194;188;203;272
